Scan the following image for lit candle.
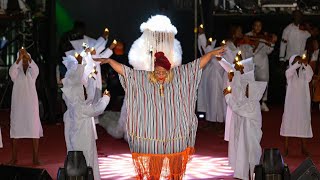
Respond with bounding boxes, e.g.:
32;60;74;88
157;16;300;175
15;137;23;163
227;86;231;92
104;28;109;32
236;61;242;66
302;53;306;59
200;24;204;29
74;52;79;58
221;40;226;45
21;46;24;49
208;37;213;42
113;39;117;44
229;70;233;73
237;51;241;55
91;47;95;51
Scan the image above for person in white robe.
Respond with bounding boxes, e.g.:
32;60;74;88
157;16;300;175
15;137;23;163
217;57;255;142
8;48;43;165
245;20;277;111
61;58;110;180
279;10;310;63
224;80;267;180
280;55;313;156
197;25;226;123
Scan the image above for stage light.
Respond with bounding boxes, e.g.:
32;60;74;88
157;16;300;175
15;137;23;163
291;158;320;180
57;151;94;180
254;148;290;180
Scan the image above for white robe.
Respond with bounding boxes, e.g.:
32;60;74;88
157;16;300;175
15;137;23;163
280;59;313;138
9;59;43;138
280;23;310;61
226;81;266;180
218;58;255;141
61;64;110;180
245;31;274;100
197;34;225;122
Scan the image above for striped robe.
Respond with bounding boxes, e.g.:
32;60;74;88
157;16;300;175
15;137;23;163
119;59;202;179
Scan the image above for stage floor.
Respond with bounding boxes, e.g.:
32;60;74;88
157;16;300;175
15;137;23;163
0;105;319;179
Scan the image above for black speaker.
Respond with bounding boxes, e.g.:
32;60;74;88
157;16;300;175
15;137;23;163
0;165;52;180
291;158;320;180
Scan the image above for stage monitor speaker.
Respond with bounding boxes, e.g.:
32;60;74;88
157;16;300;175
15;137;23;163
0;165;52;180
291;158;320;180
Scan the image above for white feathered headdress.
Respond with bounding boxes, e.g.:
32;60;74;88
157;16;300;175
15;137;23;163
129;15;182;71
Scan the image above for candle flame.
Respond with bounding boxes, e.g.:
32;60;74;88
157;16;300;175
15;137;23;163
104;28;109;32
227;86;231;91
208;37;213;42
200;24;204;29
221;40;226;45
113;39;117;44
235;56;239;61
75;52;79;58
237;51;241;55
21;46;24;49
91;47;95;51
302;54;306;59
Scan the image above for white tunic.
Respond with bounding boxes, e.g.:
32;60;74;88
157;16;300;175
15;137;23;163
197;34;225;122
9;59;43;138
218;58;255;141
279;23;310;61
280;59;313;138
226;81;266;180
245;31;274;82
61;64;110;180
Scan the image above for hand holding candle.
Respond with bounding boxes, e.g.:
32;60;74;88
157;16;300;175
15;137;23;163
223;86;232;96
228;70;234;82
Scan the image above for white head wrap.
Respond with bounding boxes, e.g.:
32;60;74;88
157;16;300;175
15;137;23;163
128;15;182;71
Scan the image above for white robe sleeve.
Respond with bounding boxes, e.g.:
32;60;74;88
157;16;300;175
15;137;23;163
303;64;314;83
82;95;110;117
28;60;39;80
218;58;234;72
225;94;250;116
9;61;21;82
94;37;107;55
280;26;290;60
99;48;113;58
285;62;301;79
198;34;207;56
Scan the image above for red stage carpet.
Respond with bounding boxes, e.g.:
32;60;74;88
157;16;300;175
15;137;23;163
0;105;319;179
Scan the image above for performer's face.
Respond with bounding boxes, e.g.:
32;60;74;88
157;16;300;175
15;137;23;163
253;21;262;34
234;27;243;39
154;66;168;83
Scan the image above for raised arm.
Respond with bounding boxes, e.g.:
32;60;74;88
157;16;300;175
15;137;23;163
95;58;124;76
199;46;225;69
285;62;301;79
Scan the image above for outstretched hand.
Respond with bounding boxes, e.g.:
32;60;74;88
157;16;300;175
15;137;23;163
103;89;111;97
210;46;226;57
93;58;109;65
223;87;231;96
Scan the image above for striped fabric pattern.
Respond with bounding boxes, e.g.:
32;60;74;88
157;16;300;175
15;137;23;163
119;59;202;155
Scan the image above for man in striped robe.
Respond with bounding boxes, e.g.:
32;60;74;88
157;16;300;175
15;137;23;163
96;47;224;179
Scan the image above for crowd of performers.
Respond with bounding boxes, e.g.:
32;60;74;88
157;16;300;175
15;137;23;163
0;9;319;180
